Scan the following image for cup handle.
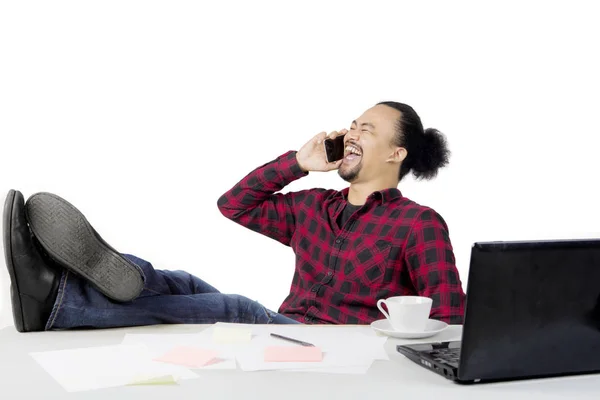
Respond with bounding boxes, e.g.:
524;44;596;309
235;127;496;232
377;299;391;320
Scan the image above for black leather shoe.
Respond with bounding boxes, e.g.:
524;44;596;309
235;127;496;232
25;192;143;302
3;190;61;332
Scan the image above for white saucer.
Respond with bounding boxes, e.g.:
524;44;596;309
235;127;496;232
370;318;448;339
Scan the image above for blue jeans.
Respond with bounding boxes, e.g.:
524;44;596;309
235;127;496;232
45;254;300;330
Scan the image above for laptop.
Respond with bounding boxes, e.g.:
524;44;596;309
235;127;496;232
396;239;600;383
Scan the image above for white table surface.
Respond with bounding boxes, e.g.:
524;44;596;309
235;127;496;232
1;323;599;399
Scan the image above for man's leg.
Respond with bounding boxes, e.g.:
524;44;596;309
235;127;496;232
17;191;299;330
123;254;221;295
121;254;299;325
46;253;299;329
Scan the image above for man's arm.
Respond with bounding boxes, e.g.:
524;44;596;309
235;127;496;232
403;209;466;324
218;130;346;246
217;150;308;246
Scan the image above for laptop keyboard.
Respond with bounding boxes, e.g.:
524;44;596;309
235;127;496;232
429;348;461;366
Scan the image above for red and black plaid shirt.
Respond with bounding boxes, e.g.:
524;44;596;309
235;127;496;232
218;151;466;325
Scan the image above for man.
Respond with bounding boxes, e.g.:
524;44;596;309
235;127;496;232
3;101;466;332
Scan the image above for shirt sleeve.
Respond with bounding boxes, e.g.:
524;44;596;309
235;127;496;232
404;209;466;324
216;150;309;246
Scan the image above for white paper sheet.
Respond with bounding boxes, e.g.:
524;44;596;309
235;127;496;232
122;333;237;370
30;344;198;392
225;324;388;372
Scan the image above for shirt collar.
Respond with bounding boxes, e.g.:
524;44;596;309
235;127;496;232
377;187;403;203
338;187;403;205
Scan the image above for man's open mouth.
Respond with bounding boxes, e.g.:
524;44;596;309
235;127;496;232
343;145;362;163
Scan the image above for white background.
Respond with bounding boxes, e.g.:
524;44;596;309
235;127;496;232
1;0;599;328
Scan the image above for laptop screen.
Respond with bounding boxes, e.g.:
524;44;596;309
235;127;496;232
458;239;600;382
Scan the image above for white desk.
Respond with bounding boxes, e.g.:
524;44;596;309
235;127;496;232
0;324;598;399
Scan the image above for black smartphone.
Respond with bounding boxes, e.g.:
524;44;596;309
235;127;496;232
324;134;346;163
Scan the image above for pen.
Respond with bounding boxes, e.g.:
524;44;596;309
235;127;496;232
270;333;315;347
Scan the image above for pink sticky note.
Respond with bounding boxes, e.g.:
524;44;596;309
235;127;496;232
264;346;323;362
153;346;219;368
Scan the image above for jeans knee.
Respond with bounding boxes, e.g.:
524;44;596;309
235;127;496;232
229;294;270;324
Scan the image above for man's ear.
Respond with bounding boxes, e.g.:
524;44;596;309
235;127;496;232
385;147;407;164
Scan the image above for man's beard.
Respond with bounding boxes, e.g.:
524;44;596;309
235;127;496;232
338;161;362;182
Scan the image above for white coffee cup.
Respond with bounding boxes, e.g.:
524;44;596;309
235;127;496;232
376;296;433;332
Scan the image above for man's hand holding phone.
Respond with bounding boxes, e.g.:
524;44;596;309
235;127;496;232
296;130;347;172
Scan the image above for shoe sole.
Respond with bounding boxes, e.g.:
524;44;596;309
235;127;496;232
25;192;143;302
3;189;25;331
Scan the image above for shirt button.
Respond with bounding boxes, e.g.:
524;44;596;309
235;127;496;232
327;271;333;276
311;286;318;292
304;316;311;321
335;238;341;244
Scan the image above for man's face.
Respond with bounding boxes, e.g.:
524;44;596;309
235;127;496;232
338;104;402;183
